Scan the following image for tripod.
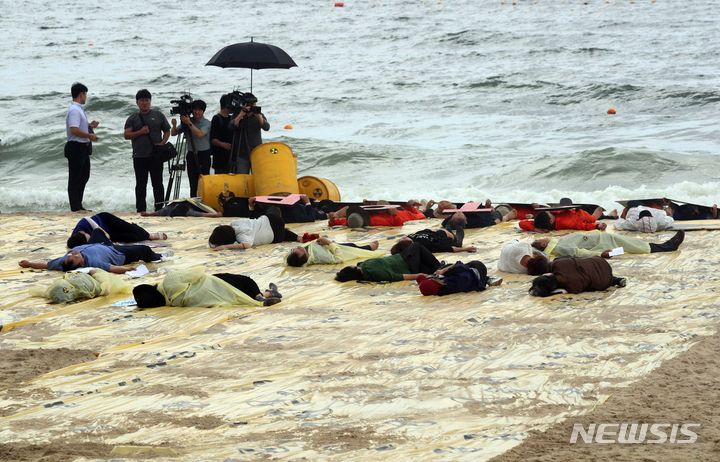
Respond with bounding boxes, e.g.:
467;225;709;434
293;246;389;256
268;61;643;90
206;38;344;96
164;122;197;202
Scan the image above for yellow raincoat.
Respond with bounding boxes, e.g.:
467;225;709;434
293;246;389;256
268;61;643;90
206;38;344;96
38;269;131;304
546;230;651;257
305;241;385;265
157;268;263;308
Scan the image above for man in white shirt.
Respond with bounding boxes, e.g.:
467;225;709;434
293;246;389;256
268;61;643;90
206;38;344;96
65;82;99;212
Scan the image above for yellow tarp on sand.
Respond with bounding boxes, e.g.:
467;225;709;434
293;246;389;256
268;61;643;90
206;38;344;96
0;213;718;460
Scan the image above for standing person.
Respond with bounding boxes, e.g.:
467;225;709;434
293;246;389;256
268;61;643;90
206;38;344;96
171;99;210;197
229;93;269;173
65;82;98;212
210;93;234;174
123;89;171;212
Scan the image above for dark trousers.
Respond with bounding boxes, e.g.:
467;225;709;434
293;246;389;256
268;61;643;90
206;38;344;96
212;149;231;174
341;243;373;250
65;141;91;211
96;212;150;242
400;243;441;274
115;244;162;264
266;213;299;243
133;157;165;212
87;228;160;264
186;149;211;198
213;273;261;299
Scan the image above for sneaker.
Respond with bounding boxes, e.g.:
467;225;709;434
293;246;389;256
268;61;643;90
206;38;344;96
267;283;282;299
263;297;282;306
615;277;627;288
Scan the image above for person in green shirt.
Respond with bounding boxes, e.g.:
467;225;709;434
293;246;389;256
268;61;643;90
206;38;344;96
335;242;441;282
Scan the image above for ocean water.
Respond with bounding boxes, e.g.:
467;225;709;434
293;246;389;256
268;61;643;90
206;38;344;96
1;0;718;212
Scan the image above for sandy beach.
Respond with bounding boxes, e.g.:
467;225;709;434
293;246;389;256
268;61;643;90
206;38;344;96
1;212;718;461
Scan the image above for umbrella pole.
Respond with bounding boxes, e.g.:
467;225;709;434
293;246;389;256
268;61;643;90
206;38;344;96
250;69;253;93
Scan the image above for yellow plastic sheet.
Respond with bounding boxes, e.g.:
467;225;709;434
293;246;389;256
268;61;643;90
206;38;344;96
0;213;718;460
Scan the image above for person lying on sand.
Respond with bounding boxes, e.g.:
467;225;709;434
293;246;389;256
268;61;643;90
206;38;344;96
531;230;685;260
328;200;427;228
19;229;162;273
438;199;519;230
519;207;607;233
529;256;627;297
390;227;476;254
499;230;685;275
209;213;301;250
67;212;167;248
335;242;441;282
615;205;674;232
133;268;282;308
621;199;718;221
286;236;382;267
34;269;130;304
140;199;222;218
417;260;502;296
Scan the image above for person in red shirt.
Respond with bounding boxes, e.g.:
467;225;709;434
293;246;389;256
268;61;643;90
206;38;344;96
329;201;427;227
519;208;607;232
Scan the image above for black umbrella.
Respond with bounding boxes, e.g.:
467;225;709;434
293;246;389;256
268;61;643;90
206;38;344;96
206;38;297;92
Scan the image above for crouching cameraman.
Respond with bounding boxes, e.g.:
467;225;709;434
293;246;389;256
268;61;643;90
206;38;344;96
230;92;269;174
171;99;211;197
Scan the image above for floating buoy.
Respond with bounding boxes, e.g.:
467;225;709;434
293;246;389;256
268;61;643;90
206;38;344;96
334;2;344;6
284;123;294;130
607;107;617;115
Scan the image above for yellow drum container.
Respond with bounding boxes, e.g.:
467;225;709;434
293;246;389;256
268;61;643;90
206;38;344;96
297;176;341;201
250;142;299;196
197;174;255;212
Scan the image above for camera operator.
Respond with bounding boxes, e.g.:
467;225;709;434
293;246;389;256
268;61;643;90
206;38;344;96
123;89;171;213
210;93;234;174
171;99;210;198
229;92;269;174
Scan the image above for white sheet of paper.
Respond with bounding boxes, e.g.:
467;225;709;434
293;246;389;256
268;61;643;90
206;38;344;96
609;247;624;257
112;298;137;307
125;264;149;278
70;267;94;273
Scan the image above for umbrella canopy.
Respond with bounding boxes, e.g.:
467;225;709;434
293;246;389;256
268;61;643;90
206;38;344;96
206;39;296;92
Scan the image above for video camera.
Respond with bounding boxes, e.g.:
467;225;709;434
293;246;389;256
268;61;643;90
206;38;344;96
229;91;260;114
170;94;193;116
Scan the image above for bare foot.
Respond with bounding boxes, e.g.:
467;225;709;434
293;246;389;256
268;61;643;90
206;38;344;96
150;232;168;240
369;240;379;251
140;211;153;217
608;209;619;219
502;209;518;222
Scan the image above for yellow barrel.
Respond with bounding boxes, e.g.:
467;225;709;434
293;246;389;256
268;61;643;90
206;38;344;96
197;174;255;212
297;176;341;201
250;142;299;196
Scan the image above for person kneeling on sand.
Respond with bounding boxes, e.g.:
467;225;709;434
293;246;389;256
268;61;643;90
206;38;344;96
335;242;441;282
529;256;627;297
286;236;383;267
417;260;502;296
133;268;282;308
67;212;167;248
19;229;163;274
209;213;301;250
